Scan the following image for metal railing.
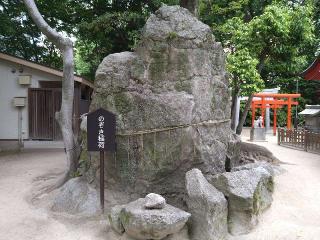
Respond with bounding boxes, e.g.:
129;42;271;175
278;128;320;154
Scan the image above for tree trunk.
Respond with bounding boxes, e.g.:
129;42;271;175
24;0;79;186
235;49;268;135
230;79;240;131
180;0;199;16
236;94;254;135
230;93;239;131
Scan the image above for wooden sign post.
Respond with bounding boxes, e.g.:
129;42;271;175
87;108;116;212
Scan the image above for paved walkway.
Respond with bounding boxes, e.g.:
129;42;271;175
0;136;319;240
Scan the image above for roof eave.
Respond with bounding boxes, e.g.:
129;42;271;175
0;52;94;89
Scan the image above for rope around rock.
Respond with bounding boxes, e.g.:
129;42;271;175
116;118;230;136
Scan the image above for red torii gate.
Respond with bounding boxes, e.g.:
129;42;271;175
251;93;301;135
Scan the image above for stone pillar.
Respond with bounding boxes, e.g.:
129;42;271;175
265;105;270;132
235;97;241;129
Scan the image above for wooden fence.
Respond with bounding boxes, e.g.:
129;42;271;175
278;128;320;153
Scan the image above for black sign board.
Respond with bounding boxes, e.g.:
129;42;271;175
87;108;116;212
87;108;116;152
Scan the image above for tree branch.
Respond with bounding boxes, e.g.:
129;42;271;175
24;0;79;183
23;0;71;49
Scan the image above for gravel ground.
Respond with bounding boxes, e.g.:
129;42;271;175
0;134;319;240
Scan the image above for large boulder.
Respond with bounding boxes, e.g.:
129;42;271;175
117;197;191;239
51;177;100;217
185;169;228;240
232;161;285;177
239;142;279;165
80;5;232;206
209;168;274;235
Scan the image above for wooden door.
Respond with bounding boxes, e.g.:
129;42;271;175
52;89;62;140
28;88;62;140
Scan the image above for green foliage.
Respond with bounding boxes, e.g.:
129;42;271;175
1;0;179;79
2;0;319;112
199;0;272;41
227;49;264;95
166;32;179;41
0;0;63;68
75;0;179;79
200;1;318;126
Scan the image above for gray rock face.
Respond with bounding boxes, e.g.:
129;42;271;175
225;133;241;171
164;226;190;240
109;205;125;234
232;161;285;177
144;193;166;209
119;198;191;240
210;168;274;235
185;169;228;240
82;5;231;206
51;177;100;217
239;142;279;164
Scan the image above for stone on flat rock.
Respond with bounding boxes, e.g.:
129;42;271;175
51;177;100;217
209;168;274;235
109;205;125;234
119;198;190;240
144;193;166;209
185;168;228;240
80;5;232;206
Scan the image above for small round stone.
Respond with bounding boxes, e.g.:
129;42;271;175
144;193;166;209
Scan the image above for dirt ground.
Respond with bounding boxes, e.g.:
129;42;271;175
0;135;319;240
0;149;108;240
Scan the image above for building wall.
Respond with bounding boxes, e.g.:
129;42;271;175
0;58;62;140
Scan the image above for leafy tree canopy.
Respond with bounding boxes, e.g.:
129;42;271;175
0;0;62;68
0;0;179;79
201;1;317;95
1;0;319;110
200;0;319;128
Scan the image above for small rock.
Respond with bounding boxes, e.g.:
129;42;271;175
51;177;100;217
185;168;228;240
120;198;190;240
144;193;166;209
109;205;125;234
